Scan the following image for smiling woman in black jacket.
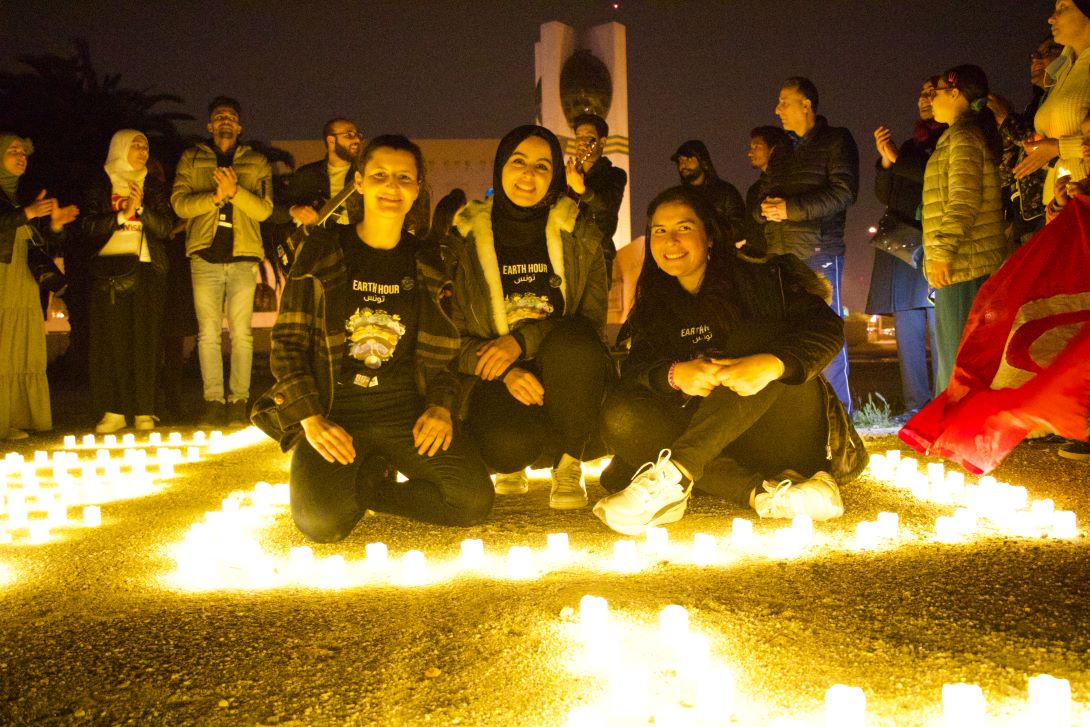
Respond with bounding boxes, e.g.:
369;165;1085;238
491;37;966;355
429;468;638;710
593;186;866;536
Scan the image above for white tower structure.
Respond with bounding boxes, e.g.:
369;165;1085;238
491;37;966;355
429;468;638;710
534;21;632;253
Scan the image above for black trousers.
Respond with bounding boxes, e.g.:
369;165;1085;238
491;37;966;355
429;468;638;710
600;378;829;506
89;261;165;417
466;317;612;474
289;385;494;543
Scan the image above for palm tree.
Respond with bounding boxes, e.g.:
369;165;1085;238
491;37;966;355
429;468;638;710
0;38;193;199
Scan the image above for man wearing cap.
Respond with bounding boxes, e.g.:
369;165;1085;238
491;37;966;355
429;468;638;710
672;139;746;245
757;76;859;412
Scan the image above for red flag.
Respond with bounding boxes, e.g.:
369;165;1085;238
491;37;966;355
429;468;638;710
899;196;1090;474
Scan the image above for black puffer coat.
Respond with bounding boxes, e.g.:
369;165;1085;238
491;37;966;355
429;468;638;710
758;116;859;259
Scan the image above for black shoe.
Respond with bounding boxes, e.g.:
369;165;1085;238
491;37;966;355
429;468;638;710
226;400;250;427
197;400;226;428
1058;440;1090;461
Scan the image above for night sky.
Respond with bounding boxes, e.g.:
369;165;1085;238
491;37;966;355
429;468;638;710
2;0;1050;310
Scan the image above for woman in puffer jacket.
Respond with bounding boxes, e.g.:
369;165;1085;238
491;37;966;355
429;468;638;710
922;64;1008;393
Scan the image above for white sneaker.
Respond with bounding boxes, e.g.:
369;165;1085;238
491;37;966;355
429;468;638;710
549;455;587;509
94;412;127;434
593;449;691;535
754;470;844;521
133;415;157;431
493;470;529;495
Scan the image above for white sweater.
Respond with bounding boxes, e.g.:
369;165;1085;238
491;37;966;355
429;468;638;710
1036;45;1090;200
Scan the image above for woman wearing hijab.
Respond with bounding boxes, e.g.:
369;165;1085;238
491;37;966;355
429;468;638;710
446;125;612;510
0;134;78;439
80;130;172;433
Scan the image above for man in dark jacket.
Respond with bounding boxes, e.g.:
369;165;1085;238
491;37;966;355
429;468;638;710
744;125;790;256
272;117;361;229
566;113;626;282
672;139;746;245
757;77;859;412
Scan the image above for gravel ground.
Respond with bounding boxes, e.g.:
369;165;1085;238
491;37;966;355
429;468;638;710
0;428;1088;726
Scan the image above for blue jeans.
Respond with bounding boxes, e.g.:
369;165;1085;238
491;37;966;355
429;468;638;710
190;257;258;403
894;306;937;412
803;254;852;413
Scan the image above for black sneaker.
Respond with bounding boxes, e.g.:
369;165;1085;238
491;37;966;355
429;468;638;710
226;400;250;427
197;400;226;428
1058;440;1090;461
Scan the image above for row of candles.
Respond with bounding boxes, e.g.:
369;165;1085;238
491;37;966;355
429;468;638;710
169;466;1078;592
564;597;1078;726
867;450;1079;541
61;430;223;450
0;446;188;544
0;428;262;547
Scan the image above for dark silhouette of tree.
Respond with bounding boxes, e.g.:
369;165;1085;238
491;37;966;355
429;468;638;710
0;39;296;391
0;38;193;201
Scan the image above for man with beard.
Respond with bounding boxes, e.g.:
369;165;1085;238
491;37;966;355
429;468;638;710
670;139;746;245
273;117;362;229
172;96;273;427
565;113;626;283
757;76;859;412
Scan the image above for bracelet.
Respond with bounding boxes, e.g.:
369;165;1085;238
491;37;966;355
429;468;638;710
668;361;681;391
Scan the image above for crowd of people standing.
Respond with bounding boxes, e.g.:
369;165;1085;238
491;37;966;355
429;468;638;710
1;0;1088;539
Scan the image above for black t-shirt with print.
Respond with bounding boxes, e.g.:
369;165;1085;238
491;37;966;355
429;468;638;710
339;227;418;391
495;239;561;330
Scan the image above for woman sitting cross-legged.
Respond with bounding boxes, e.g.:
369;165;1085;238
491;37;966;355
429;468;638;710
446;125;613;509
593;186;866;536
252;135;493;542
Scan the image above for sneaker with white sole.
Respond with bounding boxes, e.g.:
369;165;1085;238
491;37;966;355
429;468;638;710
493;470;529;495
549;456;587;509
94;412;127;434
593;449;691;535
1058;440;1090;461
753;470;844;521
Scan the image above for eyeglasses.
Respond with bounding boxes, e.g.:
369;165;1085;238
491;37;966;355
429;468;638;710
923;85;954;100
330;130;361;140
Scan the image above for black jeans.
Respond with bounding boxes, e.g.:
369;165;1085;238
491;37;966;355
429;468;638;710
89;261;164;417
600;378;829;506
467;317;612;474
290;384;494;543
